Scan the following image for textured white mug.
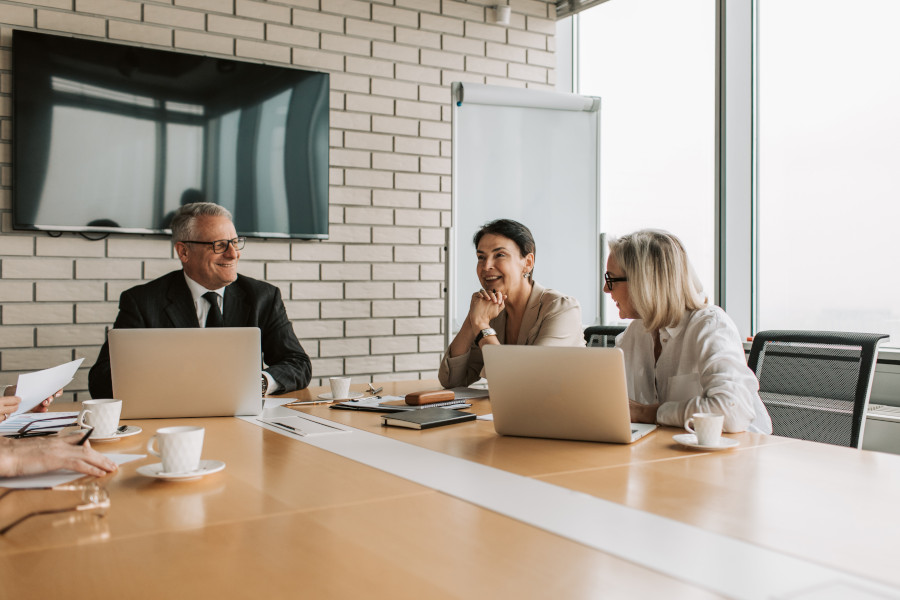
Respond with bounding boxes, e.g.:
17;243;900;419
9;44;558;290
148;426;205;474
329;377;352;399
78;399;122;438
684;413;724;446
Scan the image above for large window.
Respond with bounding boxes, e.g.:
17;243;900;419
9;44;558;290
569;0;900;345
576;0;716;323
757;0;900;343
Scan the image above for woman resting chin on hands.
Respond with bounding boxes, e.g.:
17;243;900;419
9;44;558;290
438;219;585;389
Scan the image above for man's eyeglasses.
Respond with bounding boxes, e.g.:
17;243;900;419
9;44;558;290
0;482;110;535
604;272;628;290
182;237;245;254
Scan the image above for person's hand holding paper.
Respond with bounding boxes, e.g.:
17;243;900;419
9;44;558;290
5;359;84;416
3;386;64;416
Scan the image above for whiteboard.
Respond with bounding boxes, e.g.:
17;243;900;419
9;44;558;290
448;83;601;341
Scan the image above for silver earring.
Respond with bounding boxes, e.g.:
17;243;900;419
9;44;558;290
523;271;531;279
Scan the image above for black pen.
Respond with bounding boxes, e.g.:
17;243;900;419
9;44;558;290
273;421;301;433
76;426;94;446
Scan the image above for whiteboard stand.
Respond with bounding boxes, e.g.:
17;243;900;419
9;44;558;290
447;82;602;347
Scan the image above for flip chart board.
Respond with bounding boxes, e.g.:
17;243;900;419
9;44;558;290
449;83;602;340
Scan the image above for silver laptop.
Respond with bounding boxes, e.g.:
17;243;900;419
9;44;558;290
110;328;263;418
482;345;657;443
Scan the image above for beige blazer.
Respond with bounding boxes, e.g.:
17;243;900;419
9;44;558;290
438;281;585;388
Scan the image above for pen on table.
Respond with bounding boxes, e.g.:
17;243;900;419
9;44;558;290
273;421;300;433
367;384;383;395
284;399;327;406
76;427;94;446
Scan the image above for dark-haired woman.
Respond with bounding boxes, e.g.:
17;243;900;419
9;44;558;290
439;219;584;388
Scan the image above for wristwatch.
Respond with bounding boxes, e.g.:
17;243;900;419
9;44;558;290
474;327;497;345
261;375;269;396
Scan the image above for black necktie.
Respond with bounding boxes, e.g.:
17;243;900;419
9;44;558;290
203;291;224;327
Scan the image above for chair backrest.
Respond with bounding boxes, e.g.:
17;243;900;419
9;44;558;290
747;330;888;448
584;325;627;348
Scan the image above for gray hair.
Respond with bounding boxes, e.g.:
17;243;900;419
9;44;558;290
170;203;233;244
608;229;707;331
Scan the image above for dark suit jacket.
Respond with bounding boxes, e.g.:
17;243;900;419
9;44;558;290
88;270;312;398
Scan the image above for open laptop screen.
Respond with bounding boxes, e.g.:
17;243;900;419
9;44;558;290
109;327;262;418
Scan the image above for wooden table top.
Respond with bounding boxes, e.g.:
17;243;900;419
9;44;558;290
1;380;897;598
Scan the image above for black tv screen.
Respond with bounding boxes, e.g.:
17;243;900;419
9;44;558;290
12;30;329;239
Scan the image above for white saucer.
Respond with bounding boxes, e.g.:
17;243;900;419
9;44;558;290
317;392;364;401
91;425;143;442
137;460;226;481
673;434;740;451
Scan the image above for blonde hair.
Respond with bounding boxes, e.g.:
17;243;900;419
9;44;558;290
608;229;706;331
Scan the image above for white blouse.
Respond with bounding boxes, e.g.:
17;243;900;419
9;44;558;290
617;305;772;434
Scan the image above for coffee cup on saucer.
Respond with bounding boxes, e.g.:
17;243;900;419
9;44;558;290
329;377;352;400
684;412;724;446
78;399;122;438
148;426;205;474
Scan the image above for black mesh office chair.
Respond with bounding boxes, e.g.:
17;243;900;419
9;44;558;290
584;325;627;348
747;330;888;448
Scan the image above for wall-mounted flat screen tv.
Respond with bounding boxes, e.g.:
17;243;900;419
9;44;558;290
13;30;329;239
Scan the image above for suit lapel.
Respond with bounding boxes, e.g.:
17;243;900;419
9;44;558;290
223;279;250;327
164;272;201;328
517;282;545;345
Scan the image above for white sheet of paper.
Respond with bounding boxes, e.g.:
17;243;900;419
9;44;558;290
259;414;351;436
333;396;397;409
13;358;84;415
0;453;145;489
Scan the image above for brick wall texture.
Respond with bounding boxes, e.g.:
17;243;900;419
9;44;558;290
0;0;556;399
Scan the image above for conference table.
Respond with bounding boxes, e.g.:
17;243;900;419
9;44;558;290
1;380;899;599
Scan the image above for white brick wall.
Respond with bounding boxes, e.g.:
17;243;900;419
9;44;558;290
0;0;555;395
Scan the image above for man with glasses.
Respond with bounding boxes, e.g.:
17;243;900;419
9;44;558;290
88;202;311;398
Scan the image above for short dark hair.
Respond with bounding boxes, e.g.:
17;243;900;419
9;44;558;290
473;219;536;259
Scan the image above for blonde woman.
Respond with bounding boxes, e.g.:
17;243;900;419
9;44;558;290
604;229;771;433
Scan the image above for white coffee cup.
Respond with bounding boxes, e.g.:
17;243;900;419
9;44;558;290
329;377;352;399
685;412;725;446
148;426;205;474
78;399;122;438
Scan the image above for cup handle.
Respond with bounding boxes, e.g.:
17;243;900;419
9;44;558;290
78;409;92;428
685;418;696;435
147;435;161;458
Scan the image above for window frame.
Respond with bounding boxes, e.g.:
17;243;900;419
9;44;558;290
559;0;900;404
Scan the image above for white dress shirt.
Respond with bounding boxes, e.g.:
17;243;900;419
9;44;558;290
183;273;278;393
183;273;225;328
617;305;772;433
